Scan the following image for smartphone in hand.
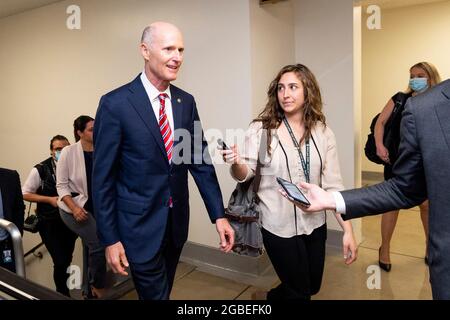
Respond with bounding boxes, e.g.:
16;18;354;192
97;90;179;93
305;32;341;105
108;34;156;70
217;139;230;150
277;177;311;207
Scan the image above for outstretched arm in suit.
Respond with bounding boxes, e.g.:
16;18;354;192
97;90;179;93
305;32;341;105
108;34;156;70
279;99;427;219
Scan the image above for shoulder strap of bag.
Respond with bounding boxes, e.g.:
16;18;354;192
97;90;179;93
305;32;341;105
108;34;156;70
392;92;410;114
252;128;268;194
26;201;32;218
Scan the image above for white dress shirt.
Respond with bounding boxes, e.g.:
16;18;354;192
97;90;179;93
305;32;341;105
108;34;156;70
140;71;174;163
22;168;41;195
333;191;346;213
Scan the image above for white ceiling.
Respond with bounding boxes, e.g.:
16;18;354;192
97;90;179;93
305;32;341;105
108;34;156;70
0;0;63;19
355;0;448;10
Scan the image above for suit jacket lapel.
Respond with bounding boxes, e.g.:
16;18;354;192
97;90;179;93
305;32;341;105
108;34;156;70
127;76;168;161
434;82;450;151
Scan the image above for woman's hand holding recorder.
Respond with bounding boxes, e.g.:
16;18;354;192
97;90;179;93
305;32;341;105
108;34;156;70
218;139;242;165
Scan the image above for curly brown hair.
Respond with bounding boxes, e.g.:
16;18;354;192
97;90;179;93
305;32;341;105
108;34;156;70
253;64;326;154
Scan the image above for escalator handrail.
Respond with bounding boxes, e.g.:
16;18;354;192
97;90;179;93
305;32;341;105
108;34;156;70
0;218;25;278
0;266;71;300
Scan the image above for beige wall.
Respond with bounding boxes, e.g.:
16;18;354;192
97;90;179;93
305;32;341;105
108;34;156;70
249;0;296;117
294;0;360;233
190;0;297;245
361;0;450;172
353;5;363;243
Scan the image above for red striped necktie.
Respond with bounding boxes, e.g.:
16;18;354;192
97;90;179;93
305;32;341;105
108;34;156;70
158;93;173;162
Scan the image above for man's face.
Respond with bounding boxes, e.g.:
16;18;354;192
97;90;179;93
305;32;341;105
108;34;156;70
51;139;70;161
141;25;184;90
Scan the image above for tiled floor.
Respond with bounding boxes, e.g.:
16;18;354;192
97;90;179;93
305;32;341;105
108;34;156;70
121;205;432;300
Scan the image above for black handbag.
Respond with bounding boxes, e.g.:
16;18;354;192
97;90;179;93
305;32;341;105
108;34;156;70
364;92;410;164
23;202;39;233
364;114;384;164
225;136;265;257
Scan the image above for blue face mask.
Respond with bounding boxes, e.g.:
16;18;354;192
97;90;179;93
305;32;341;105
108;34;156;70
409;77;428;92
55;151;61;162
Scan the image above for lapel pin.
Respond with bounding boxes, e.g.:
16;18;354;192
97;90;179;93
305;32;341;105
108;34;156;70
177;98;182;103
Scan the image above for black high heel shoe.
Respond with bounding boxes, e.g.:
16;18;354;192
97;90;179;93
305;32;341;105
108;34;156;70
379;247;392;272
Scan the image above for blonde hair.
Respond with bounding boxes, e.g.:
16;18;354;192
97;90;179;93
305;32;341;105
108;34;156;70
406;62;441;93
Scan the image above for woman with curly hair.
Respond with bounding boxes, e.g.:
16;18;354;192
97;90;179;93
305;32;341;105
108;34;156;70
220;64;358;300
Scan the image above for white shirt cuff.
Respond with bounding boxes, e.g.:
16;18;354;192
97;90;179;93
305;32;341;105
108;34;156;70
332;191;346;214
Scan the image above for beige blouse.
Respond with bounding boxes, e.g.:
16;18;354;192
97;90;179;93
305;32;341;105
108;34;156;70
231;121;344;238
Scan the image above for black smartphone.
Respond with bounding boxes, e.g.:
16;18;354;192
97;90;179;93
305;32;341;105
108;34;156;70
217;139;230;150
276;177;311;207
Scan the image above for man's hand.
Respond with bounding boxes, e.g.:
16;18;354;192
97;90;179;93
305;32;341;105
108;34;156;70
215;217;235;252
106;241;129;276
279;181;336;212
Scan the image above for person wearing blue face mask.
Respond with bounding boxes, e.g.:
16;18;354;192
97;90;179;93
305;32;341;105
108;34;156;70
55;150;62;162
373;62;441;272
22;135;78;297
409;77;429;93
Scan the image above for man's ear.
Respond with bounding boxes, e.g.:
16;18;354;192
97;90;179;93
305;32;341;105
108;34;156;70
140;43;150;61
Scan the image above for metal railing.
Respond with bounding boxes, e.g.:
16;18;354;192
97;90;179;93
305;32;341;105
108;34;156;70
0;218;26;278
0;266;71;300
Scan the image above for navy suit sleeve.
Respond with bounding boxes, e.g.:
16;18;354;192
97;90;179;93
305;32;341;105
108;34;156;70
342;99;427;220
187;99;225;223
92;95;121;246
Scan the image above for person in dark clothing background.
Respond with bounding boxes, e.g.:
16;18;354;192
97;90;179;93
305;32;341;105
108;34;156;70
0;167;25;273
22;135;78;296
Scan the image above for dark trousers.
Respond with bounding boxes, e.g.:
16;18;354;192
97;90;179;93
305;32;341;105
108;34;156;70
129;213;183;300
0;237;16;273
59;208;107;289
38;216;78;296
262;223;327;300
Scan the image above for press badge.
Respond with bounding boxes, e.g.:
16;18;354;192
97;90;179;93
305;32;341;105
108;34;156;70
2;249;12;264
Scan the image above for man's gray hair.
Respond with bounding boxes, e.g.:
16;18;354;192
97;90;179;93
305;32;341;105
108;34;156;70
141;26;154;46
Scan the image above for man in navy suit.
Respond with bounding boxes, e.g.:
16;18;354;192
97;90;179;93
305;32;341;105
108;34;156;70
92;21;234;300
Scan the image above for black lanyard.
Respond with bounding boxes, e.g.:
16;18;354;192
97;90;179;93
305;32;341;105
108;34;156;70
282;117;310;183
